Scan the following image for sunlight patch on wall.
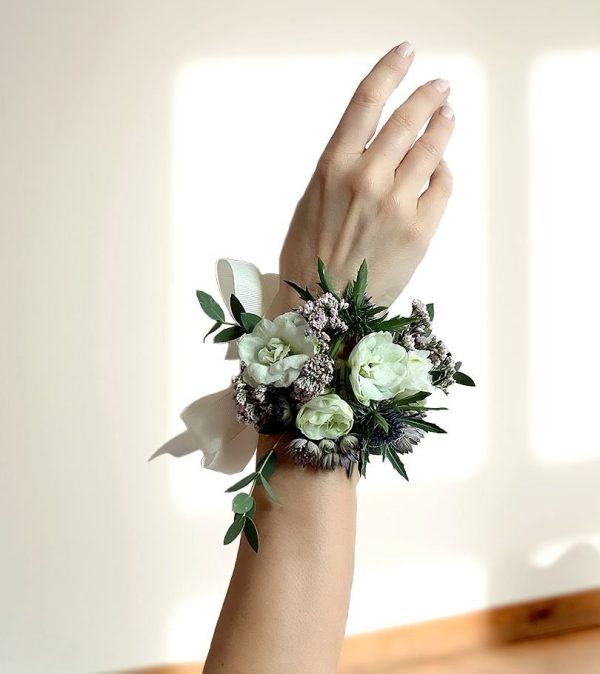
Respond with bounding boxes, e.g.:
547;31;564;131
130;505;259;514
530;535;600;569
529;52;600;464
347;556;487;634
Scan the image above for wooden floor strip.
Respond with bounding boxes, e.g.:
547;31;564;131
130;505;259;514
118;587;600;674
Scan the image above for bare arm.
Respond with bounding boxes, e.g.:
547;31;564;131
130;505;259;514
203;41;454;674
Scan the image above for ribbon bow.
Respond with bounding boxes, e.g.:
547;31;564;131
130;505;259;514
149;259;280;474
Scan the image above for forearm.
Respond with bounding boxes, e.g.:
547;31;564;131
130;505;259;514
203;440;359;674
204;289;359;673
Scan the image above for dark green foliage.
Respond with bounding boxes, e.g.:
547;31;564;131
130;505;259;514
229;293;245;324
384;446;409;481
196;290;226;322
284;280;314;301
222;449;279;553
225;471;258;493
352;259;368;305
243;517;260;552
258;474;279;503
317;257;339;298
223;516;246;545
372;316;417;331
214;325;244;343
203;321;222;342
454;371;476;386
240;312;261;333
232;492;255;514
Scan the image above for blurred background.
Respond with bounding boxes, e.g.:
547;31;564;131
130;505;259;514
1;1;599;673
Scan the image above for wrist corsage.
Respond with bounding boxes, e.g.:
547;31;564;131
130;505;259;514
152;259;474;552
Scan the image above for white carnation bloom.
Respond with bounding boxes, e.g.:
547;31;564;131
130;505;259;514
296;393;354;440
348;332;434;404
238;312;317;388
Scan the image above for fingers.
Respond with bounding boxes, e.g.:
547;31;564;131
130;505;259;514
321;42;415;159
362;78;450;173
395;103;455;196
416;158;453;236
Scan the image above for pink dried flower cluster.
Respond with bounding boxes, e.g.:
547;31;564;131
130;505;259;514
291;353;335;403
296;292;349;348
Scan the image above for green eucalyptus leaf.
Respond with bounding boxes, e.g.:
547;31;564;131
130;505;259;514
353;259;368;304
258;474;279;503
232;492;256;515
229;293;245;324
385;447;409;481
225;471;258;493
243;517;260;552
454;371;476;386
284;280;314;301
426;303;435;321
223;515;246;545
196;290;226;322
214;325;244;343
203;321;223;342
256;449;275;473
240;312;261;333
454;360;462;371
259;450;277;480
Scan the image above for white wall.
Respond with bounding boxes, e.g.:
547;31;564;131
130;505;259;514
1;2;599;673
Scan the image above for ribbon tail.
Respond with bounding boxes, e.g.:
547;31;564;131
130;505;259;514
150;386;259;475
149;430;199;461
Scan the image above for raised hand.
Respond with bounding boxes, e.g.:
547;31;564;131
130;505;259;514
271;42;454;315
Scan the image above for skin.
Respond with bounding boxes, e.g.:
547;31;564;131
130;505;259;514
203;42;454;674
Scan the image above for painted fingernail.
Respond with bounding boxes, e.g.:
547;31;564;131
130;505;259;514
440;103;454;119
431;78;450;93
396;41;414;58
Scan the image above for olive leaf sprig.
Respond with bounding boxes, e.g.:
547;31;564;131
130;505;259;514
195;290;261;342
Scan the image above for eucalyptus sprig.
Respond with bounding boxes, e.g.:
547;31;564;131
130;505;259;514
223;448;279;553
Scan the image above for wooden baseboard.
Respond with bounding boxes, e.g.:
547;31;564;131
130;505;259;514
120;587;600;674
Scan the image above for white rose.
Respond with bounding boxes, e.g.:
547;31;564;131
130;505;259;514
348;332;434;404
296;393;354;440
238;312;317;387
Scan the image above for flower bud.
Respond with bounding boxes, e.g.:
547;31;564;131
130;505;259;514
319;439;336;453
339;434;359;453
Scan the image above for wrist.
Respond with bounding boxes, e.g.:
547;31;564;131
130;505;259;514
265;286;299;319
255;433;361;488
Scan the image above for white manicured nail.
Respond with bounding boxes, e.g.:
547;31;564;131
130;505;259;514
440;103;454;119
431;78;450;93
396;41;414;58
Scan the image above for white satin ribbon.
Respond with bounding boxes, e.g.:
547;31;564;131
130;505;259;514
149;258;280;475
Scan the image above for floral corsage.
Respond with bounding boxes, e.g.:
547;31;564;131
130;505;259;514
154;259;474;552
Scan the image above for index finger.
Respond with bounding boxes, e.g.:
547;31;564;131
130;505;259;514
322;42;415;160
